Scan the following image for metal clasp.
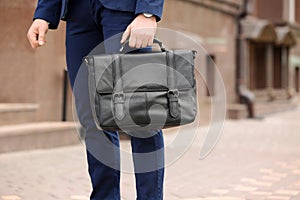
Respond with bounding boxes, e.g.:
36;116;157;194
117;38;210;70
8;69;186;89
113;92;125;121
167;89;179;101
167;89;179;118
113;92;125;104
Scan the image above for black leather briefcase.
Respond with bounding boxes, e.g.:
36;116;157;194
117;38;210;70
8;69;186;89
84;39;197;131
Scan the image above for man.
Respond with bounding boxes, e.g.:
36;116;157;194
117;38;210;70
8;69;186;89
27;0;165;199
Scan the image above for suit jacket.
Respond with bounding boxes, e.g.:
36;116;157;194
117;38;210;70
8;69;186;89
33;0;164;29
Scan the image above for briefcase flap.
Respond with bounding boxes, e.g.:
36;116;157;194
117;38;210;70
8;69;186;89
88;50;196;94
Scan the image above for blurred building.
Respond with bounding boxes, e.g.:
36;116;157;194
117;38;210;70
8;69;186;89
0;1;70;123
160;0;300;121
1;0;300;148
0;1;76;153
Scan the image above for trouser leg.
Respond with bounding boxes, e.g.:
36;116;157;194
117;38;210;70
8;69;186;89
131;130;165;200
98;5;165;200
65;0;120;199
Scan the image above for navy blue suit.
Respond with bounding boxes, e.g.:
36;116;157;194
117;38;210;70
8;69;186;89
34;0;163;29
33;0;165;200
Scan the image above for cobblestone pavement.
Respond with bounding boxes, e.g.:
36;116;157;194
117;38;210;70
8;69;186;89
1;108;300;200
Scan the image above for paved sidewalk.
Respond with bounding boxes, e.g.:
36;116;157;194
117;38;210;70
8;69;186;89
1;108;300;200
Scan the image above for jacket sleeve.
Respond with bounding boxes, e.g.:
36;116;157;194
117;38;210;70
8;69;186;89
135;0;164;21
33;0;62;29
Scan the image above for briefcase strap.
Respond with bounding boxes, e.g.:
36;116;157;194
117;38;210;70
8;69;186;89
166;51;179;118
112;55;125;121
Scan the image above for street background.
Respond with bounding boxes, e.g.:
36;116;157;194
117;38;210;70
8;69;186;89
1;0;300;200
1;102;300;200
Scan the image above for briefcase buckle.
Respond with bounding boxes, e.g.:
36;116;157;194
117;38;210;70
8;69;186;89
167;89;179;118
113;92;125;104
113;92;125;121
167;89;179;101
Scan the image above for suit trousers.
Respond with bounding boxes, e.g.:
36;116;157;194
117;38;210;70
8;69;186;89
65;0;165;199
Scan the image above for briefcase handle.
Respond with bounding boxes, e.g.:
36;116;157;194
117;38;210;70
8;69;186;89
119;38;166;52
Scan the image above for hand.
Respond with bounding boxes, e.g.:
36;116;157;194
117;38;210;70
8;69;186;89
121;14;157;48
27;19;49;49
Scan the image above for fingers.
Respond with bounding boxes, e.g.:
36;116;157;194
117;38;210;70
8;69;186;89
148;35;154;46
27;19;49;49
27;28;39;49
141;35;149;48
142;34;154;48
120;26;131;44
128;35;136;48
135;37;143;49
128;29;154;49
38;26;47;46
122;14;157;49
